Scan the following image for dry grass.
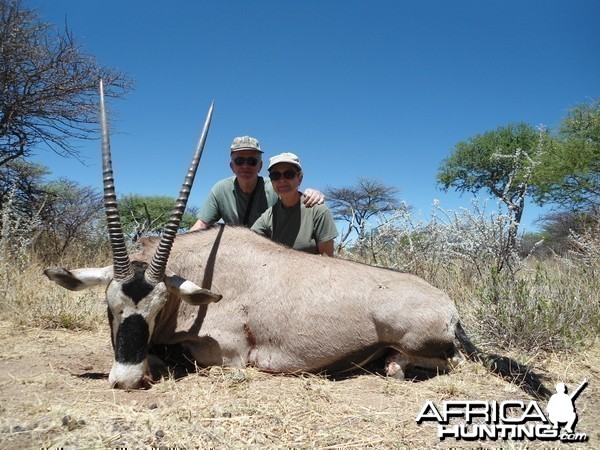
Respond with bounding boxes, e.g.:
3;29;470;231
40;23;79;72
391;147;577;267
1;321;598;449
0;262;106;331
0;225;598;448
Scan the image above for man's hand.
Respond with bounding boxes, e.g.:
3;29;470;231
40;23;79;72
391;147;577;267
189;219;212;232
303;188;325;207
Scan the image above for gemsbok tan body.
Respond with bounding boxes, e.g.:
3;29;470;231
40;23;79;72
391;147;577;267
44;82;549;398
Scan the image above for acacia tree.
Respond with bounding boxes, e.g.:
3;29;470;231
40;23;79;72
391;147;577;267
37;178;104;258
437;122;547;249
532;99;599;212
0;159;48;219
0;160;47;264
533;210;597;256
118;194;199;241
0;0;132;167
325;177;407;252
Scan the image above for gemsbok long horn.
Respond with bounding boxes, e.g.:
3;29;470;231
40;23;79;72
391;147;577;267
145;100;215;284
100;79;133;281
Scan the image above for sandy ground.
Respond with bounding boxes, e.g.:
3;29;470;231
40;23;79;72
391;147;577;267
0;320;598;449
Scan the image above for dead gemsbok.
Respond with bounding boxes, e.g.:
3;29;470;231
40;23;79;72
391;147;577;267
44;82;550;398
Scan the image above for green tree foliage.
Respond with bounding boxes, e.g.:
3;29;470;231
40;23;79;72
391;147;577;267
437;122;541;199
118;194;199;241
0;0;132;167
531;99;600;211
437;122;546;247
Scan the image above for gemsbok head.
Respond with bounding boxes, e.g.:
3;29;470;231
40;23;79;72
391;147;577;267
44;81;221;389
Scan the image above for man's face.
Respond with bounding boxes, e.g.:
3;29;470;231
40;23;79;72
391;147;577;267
230;150;263;181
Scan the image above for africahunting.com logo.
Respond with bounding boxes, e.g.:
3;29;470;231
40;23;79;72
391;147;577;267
416;379;589;443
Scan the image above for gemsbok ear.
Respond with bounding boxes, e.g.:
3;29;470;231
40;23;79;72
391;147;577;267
44;267;114;291
164;275;222;305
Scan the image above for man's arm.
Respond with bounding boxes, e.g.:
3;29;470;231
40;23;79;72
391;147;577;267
189;219;212;231
192;181;226;231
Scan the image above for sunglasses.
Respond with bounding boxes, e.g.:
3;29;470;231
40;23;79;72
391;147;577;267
232;156;260;167
269;169;299;181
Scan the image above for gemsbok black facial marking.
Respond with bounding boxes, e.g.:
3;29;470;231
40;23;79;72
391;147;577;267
122;262;154;305
115;314;150;364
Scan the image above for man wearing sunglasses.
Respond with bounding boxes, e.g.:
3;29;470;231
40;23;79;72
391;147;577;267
251;152;338;256
189;136;324;231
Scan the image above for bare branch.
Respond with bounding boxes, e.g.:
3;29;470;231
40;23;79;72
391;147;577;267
0;0;133;167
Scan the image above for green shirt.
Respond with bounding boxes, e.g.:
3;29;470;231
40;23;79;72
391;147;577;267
198;176;279;227
251;198;338;254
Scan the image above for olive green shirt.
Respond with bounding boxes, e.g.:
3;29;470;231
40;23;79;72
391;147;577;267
251;198;338;254
198;176;279;227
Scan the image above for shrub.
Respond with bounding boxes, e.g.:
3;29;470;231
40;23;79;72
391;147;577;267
0;193;108;329
474;260;599;351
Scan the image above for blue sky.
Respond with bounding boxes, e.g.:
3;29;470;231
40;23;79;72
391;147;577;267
27;0;599;232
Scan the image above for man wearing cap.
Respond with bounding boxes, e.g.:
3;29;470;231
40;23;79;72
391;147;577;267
189;136;324;231
251;152;338;256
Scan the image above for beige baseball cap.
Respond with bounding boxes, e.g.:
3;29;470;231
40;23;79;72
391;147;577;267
230;136;262;153
268;152;302;171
